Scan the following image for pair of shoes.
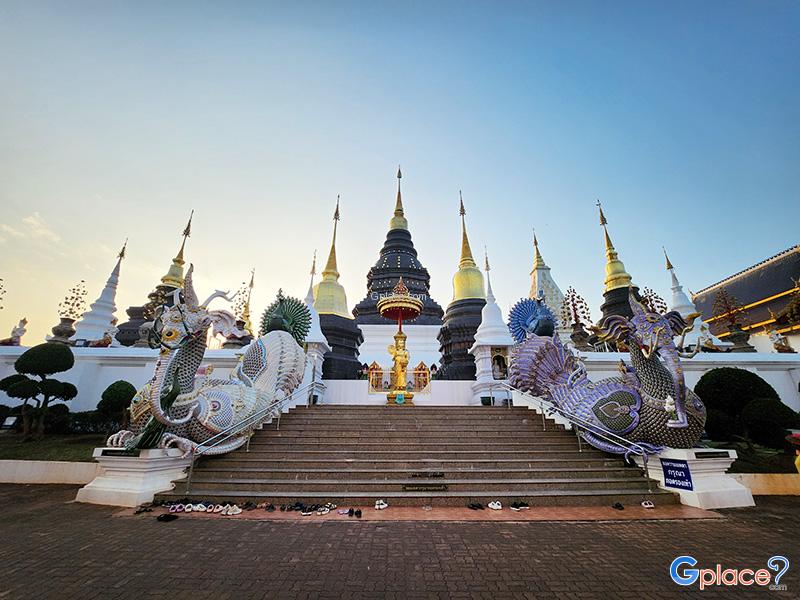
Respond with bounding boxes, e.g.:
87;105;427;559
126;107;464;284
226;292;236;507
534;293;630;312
612;502;625;511
280;505;286;512
323;502;337;510
242;501;257;511
265;504;276;512
317;506;330;515
169;504;184;513
134;506;153;515
467;502;484;510
212;504;224;513
355;509;362;519
487;501;502;510
221;504;243;516
156;513;178;522
422;505;433;511
337;509;350;515
640;500;655;509
509;501;529;511
347;508;355;517
374;500;388;510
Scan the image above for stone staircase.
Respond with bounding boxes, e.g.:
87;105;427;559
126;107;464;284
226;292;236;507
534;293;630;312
162;405;675;507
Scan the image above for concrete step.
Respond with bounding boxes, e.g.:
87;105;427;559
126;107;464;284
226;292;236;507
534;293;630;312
158;488;676;507
245;440;585;449
178;477;653;493
203;457;627;470
191;467;645;481
209;449;609;460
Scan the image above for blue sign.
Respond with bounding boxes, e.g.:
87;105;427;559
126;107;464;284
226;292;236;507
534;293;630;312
661;458;693;491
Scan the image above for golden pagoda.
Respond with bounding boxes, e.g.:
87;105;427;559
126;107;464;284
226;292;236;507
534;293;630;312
313;196;353;319
160;211;193;289
451;192;486;302
597;201;634;292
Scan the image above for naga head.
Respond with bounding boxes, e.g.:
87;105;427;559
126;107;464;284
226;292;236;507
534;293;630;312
596;290;687;360
151;264;240;351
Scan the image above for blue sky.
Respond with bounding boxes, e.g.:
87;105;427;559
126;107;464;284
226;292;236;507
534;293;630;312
0;1;798;342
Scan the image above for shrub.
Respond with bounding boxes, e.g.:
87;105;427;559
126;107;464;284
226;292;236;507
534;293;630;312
704;408;740;442
97;381;136;430
741;398;800;449
70;411;118;435
694;367;779;417
45;403;71;435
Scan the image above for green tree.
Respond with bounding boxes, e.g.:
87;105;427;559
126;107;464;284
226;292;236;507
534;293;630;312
97;380;137;430
0;343;76;440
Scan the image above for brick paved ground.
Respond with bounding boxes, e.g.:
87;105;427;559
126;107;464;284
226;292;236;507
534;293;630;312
0;485;795;599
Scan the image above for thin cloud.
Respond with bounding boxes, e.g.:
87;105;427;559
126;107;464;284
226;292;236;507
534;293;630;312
0;223;24;238
21;212;61;242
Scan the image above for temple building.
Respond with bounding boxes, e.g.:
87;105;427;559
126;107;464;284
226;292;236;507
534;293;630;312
596;202;639;321
353;170;444;368
312;198;364;379
528;232;568;337
72;240;126;346
436;194;486;380
116;213;193;346
693;244;800;353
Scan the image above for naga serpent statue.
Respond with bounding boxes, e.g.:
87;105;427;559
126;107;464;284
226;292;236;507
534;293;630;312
107;267;309;456
509;290;705;456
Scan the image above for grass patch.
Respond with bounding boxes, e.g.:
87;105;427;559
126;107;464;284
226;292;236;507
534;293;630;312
0;434;106;462
705;440;797;473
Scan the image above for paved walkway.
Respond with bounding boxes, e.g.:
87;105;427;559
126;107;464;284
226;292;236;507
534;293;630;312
0;485;796;599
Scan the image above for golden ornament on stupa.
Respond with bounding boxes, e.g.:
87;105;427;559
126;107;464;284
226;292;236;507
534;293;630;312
377;277;423;405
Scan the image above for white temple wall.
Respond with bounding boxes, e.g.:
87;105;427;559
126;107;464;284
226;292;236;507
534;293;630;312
357;324;442;369
1;347;798;412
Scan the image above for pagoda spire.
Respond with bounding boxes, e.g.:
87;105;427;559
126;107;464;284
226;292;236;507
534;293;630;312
531;229;546;271
452;192;485;301
664;246;695;317
322;196;340;279
596;200;633;292
313;197;351;318
305;250;317;304
484;247;495;300
459;191;477;269
72;239;127;343
389;166;408;231
242;268;255;335
161;210;193;288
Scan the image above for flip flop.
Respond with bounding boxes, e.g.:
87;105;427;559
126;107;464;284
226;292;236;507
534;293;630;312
641;500;655;509
156;513;178;522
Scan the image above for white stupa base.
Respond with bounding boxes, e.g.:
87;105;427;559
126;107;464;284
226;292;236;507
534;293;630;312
75;447;191;507
633;447;754;509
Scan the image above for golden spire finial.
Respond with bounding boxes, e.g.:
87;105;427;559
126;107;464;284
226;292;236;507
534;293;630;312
458;191;476;268
451;192;485;301
161;210;194;288
389;166;408;230
663;246;674;271
311;249;317;277
484;245;490;272
532;228;546;269
323;196;340;278
596;201;634;292
118;238;127;260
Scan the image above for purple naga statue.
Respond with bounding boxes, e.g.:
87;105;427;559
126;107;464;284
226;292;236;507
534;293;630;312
509;290;706;456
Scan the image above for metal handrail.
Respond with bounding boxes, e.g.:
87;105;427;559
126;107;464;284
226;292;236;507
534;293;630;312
184;380;326;494
494;382;654;493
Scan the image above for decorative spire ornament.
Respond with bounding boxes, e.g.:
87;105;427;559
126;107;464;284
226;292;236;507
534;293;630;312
313;196;352;318
596;200;634;293
390;166;408;230
451;191;485;301
161;210;194;288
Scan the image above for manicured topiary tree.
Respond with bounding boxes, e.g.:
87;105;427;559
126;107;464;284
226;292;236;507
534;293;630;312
694;367;779;417
97;380;136;430
741;398;800;449
0;342;76;439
